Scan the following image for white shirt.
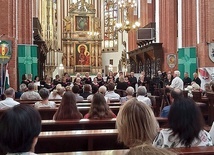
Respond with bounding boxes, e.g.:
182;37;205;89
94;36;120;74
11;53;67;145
34;101;56;108
0;98;20;109
170;76;184;90
105;91;120;100
136;95;152;106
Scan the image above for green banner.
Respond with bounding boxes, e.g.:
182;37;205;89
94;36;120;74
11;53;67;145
17;44;38;85
178;47;197;79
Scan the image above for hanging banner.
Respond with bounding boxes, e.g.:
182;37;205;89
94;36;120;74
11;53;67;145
17;44;38;85
0;40;12;64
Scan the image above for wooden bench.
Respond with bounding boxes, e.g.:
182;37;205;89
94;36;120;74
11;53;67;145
38;146;214;155
41;117;168;131
36;129;125;153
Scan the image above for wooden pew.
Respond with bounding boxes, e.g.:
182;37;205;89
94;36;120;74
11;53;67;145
206;92;214;125
41;117;168;131
37;146;214;155
36;129;125;153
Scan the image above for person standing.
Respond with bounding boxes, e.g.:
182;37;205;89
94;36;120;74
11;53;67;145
166;70;183;90
183;72;192;88
193;72;201;86
129;72;137;90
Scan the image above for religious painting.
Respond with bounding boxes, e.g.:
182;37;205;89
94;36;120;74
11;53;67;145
167;54;176;69
76;44;90;65
75;16;89;31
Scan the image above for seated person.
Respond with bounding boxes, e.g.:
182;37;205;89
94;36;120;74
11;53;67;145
0;87;20;109
84;93;116;119
0;104;41;155
120;86;134;104
136;86;151;106
87;85;99;101
48;84;65;100
153;97;212;148
20;83;41;100
160;88;183;118
116;99;175;155
72;85;84;102
105;83;120;100
15;83;27;99
53;91;83;120
80;84;92;99
35;88;56;108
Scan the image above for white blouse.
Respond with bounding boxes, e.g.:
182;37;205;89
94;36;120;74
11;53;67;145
34;101;56;108
153;129;212;148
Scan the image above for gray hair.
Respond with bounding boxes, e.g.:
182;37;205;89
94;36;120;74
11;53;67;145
98;86;107;95
126;87;135;96
174;70;180;77
137;86;147;96
4;87;15;97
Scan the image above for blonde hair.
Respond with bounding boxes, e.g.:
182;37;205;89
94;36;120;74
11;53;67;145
52;84;65;97
127;144;177;155
116;98;158;148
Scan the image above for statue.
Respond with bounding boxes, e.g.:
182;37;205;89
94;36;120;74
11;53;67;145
62;53;67;66
70;54;74;66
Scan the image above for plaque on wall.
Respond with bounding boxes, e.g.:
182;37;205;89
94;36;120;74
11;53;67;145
167;54;176;68
75;16;89;31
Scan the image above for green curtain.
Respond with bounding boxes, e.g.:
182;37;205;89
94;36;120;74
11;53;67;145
178;47;197;79
17;44;38;85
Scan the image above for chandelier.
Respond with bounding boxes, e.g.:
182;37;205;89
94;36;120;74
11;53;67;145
115;0;140;32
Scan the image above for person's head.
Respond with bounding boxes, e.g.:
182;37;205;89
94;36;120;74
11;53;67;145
98;86;107;95
55;84;65;96
193;72;199;78
55;74;60;79
124;76;129;82
184;72;189;78
93;77;98;83
168;97;204;147
139;75;145;81
130;72;134;77
141;71;145;76
118;71;123;77
34;76;39;81
4;87;15;98
170;88;184;102
85;72;89;77
173;70;180;77
119;76;125;82
39;88;50;100
76;73;81;77
27;83;35;91
107;83;115;91
97;72;102;78
137;86;147;96
204;83;211;92
109;71;113;76
0;104;41;153
89;93;111;119
83;84;92;93
167;73;172;80
72;85;80;94
76;77;81;83
22;74;27;81
19;83;27;92
126;86;135;96
116;98;158;148
92;85;99;94
54;91;81;120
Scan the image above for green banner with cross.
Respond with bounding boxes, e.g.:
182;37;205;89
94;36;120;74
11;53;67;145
17;44;38;85
178;47;197;80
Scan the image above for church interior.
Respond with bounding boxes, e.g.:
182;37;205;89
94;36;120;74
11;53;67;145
1;1;214;154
